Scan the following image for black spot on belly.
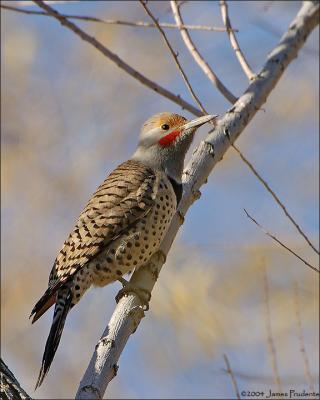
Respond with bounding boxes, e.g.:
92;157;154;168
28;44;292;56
116;270;122;276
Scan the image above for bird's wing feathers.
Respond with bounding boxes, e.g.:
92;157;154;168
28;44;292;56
49;160;158;284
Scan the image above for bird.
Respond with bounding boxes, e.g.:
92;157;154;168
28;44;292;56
30;112;216;388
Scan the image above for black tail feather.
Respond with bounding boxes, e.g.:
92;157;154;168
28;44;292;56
30;280;63;323
35;289;72;389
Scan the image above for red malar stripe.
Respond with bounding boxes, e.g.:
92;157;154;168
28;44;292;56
158;130;181;147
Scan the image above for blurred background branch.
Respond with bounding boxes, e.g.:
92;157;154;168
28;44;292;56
262;264;283;392
293;281;315;392
223;354;241;400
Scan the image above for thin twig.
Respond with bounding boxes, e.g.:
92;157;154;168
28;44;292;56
0;4;234;32
262;264;283;392
139;0;208;116
170;0;237;104
233;143;319;255
33;0;202;117
293;281;315;392
223;354;241;400
244;209;319;273
220;0;255;80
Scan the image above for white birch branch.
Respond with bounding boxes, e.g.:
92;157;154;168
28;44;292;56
76;2;319;398
170;0;238;104
220;0;256;80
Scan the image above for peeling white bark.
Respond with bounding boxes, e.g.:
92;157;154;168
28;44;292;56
76;2;319;399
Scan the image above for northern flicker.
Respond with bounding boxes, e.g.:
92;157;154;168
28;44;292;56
30;112;216;388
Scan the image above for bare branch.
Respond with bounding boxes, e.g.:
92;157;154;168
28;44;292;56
223;354;241;400
0;4;233;32
76;3;319;397
140;0;208;115
233;143;319;255
18;0;79;4
293;281;315;392
170;0;238;104
244;209;319;273
220;0;255;80
262;264;283;392
0;358;31;400
33;0;203;117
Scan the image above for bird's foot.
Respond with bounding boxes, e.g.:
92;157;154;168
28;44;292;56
116;278;151;310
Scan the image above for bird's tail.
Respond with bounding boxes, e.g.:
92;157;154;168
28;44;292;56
30;286;56;324
35;288;72;389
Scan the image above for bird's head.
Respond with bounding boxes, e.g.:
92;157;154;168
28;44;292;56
132;112;217;181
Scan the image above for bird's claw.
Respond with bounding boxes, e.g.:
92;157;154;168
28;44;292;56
116;280;151;311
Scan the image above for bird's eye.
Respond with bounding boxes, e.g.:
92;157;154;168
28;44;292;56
161;124;170;131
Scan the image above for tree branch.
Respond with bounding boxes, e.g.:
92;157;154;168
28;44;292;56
75;2;319;398
244;209;318;273
223;354;241;400
0;4;234;32
220;0;256;80
140;0;208;115
234;144;319;255
33;0;203;117
0;358;31;400
262;264;283;393
293;281;315;392
170;0;238;104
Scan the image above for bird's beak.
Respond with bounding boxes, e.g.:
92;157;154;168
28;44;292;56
181;114;218;131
